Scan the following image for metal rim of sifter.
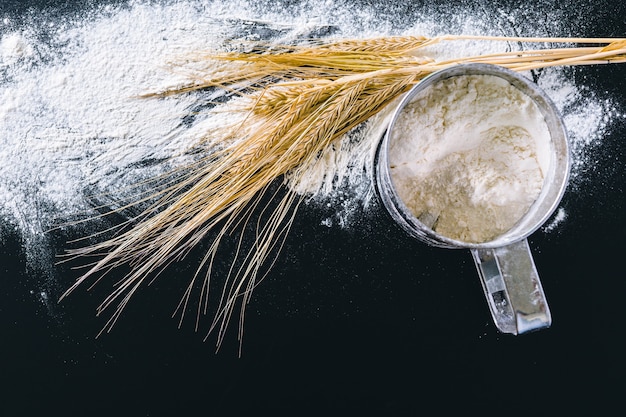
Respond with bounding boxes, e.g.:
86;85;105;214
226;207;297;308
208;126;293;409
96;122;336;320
374;63;571;335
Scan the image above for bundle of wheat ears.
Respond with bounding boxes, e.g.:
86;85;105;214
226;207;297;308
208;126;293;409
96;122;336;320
60;34;626;350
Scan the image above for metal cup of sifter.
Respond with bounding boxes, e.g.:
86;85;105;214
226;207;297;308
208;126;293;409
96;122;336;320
375;63;570;334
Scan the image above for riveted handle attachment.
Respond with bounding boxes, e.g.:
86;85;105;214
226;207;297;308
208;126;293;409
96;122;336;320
471;239;551;334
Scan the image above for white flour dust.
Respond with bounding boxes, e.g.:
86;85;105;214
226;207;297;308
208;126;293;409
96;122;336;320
388;74;551;243
0;0;621;285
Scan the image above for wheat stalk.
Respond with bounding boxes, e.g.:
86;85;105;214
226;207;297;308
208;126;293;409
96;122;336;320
60;34;626;351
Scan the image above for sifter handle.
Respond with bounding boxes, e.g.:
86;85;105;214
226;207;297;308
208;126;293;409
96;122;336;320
471;239;551;334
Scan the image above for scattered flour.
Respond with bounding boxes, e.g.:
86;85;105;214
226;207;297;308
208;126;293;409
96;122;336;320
388;74;551;243
0;32;34;67
542;207;567;233
0;0;621;304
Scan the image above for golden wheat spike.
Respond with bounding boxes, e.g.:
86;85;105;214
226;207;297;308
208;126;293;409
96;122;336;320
320;35;435;52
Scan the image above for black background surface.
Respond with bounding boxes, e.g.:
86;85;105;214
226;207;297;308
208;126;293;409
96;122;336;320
1;0;624;415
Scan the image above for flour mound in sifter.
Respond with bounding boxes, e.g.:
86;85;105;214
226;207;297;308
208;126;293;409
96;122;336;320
389;74;552;243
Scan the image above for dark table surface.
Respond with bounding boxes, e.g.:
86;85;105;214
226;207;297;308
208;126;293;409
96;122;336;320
1;0;624;415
